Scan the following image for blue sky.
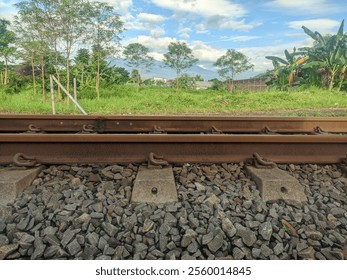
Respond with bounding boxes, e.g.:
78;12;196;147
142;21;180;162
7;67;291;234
1;0;346;78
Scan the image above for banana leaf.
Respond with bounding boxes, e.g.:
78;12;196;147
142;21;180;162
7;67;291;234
265;56;289;65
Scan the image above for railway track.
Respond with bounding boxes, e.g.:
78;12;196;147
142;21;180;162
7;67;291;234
1;115;347;133
1;115;347;261
0;115;346;165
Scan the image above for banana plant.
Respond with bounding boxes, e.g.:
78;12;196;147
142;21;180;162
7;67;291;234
266;48;307;88
337;55;347;91
302;19;346;90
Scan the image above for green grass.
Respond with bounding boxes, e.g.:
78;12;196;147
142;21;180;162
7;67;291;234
0;85;346;116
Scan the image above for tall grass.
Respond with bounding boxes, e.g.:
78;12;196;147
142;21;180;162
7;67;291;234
0;85;346;116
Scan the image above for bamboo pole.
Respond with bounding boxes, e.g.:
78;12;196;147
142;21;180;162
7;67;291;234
50;75;56;115
73;78;77;110
51;75;87;115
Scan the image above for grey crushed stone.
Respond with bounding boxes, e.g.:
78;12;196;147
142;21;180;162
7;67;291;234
0;163;346;260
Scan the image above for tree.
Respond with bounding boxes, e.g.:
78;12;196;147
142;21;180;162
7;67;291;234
104;66;129;85
15;0;96;99
163;42;198;91
0;19;16;86
56;0;94;95
15;0;63;98
130;69;140;84
73;48;90;87
194;74;204;81
89;1;124;98
14;7;52;98
16;40;49;96
214;49;253;92
123;43;153;91
266;48;307;90
301;19;347;90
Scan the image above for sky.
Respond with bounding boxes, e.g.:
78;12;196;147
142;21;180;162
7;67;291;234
1;0;346;79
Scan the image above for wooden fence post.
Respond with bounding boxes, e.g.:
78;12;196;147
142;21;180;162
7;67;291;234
50;75;56;115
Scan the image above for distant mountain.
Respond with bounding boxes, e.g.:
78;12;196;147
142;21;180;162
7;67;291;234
109;58;260;81
109;58;219;81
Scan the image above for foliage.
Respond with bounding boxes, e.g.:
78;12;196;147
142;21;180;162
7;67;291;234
123;43;153;90
104;67;129;85
13;0;124;99
0;19;16;86
209;78;225;91
177;74;196;89
163;42;198;91
1;0;346;100
88;1;124;98
265;48;307;90
214;49;253;92
266;19;347;91
1;85;346;116
71;48;130;89
301;19;346;90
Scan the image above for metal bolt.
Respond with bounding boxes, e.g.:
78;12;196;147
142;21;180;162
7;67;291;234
280;186;288;194
151;187;158;195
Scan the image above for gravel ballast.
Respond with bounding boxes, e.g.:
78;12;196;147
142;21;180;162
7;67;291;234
0;163;346;260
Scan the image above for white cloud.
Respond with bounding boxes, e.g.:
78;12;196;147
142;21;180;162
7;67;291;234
178;27;192;39
265;0;340;15
124;36;225;64
205;35;261;44
241;38;315;72
284;32;306;38
0;0;14;9
150;0;246;18
288;19;341;34
190;41;225;63
150;27;166;38
150;0;259;31
196;24;209;34
124;12;166;37
138;13;165;23
201;16;260;32
124;35;177;60
0;1;16;23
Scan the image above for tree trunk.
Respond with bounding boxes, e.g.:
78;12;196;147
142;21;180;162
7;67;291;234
338;66;347;91
328;69;337;90
231;72;235;93
81;65;84;86
31;53;36;95
226;79;231;92
66;55;70;105
4;57;8;85
41;56;45;101
96;51;100;99
53;40;61;100
136;67;141;92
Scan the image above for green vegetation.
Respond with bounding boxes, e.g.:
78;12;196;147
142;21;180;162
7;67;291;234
123;43;154;91
214;49;254;92
1;86;346;116
163;42;198;91
266;20;347;91
0;1;346;116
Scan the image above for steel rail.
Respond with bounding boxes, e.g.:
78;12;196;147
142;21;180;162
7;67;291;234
0;133;346;164
1;115;347;133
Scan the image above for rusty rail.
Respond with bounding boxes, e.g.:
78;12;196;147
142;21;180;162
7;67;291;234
0;133;346;164
1;115;347;134
0;115;346;164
